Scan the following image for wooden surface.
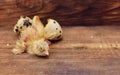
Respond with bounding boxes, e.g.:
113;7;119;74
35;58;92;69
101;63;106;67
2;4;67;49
0;26;120;75
0;0;120;26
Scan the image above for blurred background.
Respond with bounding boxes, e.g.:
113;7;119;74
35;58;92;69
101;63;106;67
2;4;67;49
0;0;120;26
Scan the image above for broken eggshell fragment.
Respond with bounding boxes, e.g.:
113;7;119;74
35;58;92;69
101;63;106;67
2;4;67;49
13;16;32;35
44;19;63;40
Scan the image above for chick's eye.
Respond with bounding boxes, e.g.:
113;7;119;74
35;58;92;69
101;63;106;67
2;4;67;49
40;47;42;50
40;47;45;51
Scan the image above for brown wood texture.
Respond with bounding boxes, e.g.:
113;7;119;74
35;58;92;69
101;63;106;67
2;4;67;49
0;0;120;26
0;26;120;75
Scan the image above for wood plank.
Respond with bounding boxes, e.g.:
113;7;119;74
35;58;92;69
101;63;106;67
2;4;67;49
0;26;120;75
0;0;120;26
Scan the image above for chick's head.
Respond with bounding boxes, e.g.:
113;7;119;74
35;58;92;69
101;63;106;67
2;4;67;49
32;39;49;56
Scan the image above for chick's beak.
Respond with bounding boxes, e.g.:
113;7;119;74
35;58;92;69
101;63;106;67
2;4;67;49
35;49;49;56
44;50;49;56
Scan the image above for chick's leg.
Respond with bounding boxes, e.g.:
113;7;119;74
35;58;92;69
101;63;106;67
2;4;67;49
12;40;26;54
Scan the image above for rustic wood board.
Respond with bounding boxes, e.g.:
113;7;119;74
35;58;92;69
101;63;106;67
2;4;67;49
0;0;120;26
0;26;120;75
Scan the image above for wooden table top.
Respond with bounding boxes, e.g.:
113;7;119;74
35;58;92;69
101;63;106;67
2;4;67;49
0;26;120;75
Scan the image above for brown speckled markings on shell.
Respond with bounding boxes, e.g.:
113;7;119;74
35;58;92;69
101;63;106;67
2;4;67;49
0;0;120;26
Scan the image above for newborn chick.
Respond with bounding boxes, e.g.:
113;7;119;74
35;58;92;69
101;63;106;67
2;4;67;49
12;16;49;56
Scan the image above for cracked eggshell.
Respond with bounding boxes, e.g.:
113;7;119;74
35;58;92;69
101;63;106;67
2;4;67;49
13;16;32;35
44;19;63;40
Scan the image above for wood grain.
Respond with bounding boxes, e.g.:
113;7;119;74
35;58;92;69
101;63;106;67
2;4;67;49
0;26;120;75
0;0;120;26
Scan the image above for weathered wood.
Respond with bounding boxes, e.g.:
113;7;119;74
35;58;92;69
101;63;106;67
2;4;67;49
0;26;120;75
0;0;120;26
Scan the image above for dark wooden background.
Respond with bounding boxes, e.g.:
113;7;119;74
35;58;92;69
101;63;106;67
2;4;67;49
0;0;120;26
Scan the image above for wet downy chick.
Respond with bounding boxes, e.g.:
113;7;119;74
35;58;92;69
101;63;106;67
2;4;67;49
12;16;50;56
21;16;49;56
